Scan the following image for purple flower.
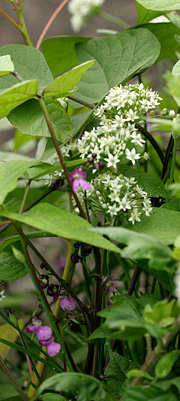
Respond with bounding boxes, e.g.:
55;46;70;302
36;326;52;341
60;296;76;311
47;342;61;357
40;335;55;346
69;169;91;193
26;318;42;333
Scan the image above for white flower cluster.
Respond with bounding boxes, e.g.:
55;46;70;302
75;83;161;169
75;173;152;224
0;290;5;302
68;0;105;32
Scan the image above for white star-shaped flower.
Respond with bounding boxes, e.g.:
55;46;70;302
125;148;140;165
104;153;120;168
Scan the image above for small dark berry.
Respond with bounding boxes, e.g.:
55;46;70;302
92;153;97;159
82;245;93;256
74;242;80;251
71;253;79;264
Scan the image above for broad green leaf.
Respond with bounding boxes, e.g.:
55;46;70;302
139;261;175;292
0;55;14;77
0;319;24;360
123;386;177;401
0;203;121;253
125;207;180;244
0;45;53;92
42;36;89;76
155;350;180;379
75;28;160;103
155;377;180;392
26;158;87;180
44;61;94;97
0;160;35;204
90;226;174;270
0;246;27;281
0;151;34;161
136;0;180;11
8;97;73;142
0;80;39;119
143;23;180;60
136;1;163;24
32;373;112;401
40;395;67;401
104;351;139;399
127;369;153;380
70;109;93;137
121;168;167;198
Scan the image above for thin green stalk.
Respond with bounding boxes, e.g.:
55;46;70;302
99;10;130;29
166;136;177;202
18;329;42;384
19;180;31;213
68;95;95;109
0;357;29;401
36;0;70;49
0;8;24;34
16;7;33;46
38;96;86;219
135;123;165;165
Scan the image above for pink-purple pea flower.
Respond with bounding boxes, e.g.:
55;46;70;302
69;169;91;193
47;342;61;357
60;296;76;311
36;326;52;341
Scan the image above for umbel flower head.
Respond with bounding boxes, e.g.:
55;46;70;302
68;0;105;32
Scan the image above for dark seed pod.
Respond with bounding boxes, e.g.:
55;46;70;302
92;153;97;159
98;161;104;171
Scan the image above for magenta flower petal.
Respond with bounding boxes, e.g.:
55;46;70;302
72;178;80;193
79;178;91;191
47;342;61;357
60;296;76;311
40;336;55;346
69;169;86;181
26;324;39;333
36;326;52;341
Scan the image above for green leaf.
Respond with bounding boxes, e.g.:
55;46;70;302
44;61;94;98
165;60;180;106
8;97;73;142
0;44;53;92
126;369;153;380
136;1;163;24
42;36;90;76
75;28;160;103
0;80;39;119
123;386;177;401
125;207;180;245
0;203;121;253
139;261;175;292
122;168;167;198
0;246;27;281
0;160;35;204
40;395;67;401
155;350;180;379
90;226;174;270
104;351;139;399
136;0;180;11
0;55;14;77
32;373;112;401
143;23;180;60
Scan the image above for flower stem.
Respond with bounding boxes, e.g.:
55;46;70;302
135;123;165;165
36;0;70;49
166;136;177;202
0;7;24;34
38;96;86;219
99;10;130;29
0;357;29;401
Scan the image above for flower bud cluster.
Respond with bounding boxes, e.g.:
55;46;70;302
68;0;105;32
74;172;152;224
26;317;61;357
75;83;161;169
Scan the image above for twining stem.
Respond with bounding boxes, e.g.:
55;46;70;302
127;265;141;296
99;10;130;29
166;136;177;202
36;0;70;49
38;96;86;219
19;180;31;213
68;95;95;110
0;8;24;34
160;135;174;180
135;123;165;165
0;357;29;401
